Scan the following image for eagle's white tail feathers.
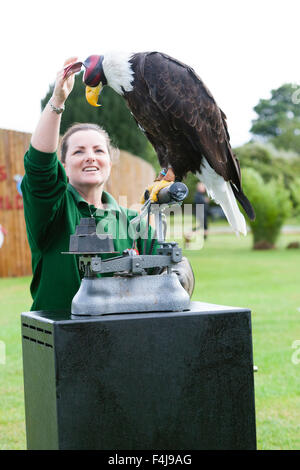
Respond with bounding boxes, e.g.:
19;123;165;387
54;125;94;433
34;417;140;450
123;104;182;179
197;158;247;236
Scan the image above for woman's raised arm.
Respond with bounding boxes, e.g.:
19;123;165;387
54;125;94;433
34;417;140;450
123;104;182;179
31;57;78;153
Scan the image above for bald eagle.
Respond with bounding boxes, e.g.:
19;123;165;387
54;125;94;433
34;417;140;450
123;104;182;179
64;51;255;235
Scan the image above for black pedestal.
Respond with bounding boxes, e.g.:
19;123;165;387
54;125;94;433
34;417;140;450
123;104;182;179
21;301;256;450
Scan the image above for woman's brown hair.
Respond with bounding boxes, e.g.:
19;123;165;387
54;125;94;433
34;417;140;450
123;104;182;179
60;123;119;163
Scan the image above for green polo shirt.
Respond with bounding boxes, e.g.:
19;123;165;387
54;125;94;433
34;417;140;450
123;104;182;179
21;144;157;312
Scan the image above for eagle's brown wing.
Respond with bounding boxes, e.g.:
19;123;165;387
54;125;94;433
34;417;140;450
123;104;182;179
133;52;254;219
143;52;239;180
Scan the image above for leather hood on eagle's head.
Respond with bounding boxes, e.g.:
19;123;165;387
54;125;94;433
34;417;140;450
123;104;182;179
83;55;106;87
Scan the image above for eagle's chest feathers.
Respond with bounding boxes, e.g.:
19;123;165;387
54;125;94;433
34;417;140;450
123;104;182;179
124;82;174;143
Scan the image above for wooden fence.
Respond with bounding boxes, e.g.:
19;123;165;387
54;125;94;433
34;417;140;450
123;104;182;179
0;129;155;277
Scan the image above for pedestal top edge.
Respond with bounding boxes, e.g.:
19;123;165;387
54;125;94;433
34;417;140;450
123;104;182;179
21;301;251;324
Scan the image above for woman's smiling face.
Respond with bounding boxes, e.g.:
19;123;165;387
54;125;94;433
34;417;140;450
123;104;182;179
63;129;112;190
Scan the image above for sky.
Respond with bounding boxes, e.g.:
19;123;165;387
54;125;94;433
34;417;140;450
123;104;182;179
1;0;300;147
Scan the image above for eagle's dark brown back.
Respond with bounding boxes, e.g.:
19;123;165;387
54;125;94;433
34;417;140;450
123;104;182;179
125;52;254;220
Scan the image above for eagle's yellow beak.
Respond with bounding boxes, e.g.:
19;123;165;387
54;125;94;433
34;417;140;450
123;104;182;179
85;84;102;107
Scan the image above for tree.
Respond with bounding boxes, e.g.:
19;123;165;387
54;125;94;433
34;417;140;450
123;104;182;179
41;72;158;168
241;168;292;250
250;83;300;153
234;141;300;188
289;178;300;219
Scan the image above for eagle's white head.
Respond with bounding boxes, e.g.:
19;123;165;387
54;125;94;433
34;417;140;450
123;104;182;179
63;52;135;106
82;51;134;103
102;51;135;95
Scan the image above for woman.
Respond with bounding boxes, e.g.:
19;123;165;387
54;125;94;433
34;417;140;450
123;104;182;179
21;58;156;312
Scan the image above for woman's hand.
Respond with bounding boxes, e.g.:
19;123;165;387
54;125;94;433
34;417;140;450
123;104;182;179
51;57;79;107
31;57;79;153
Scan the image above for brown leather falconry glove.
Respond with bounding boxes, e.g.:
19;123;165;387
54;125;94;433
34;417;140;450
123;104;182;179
171;256;195;297
159;256;195;297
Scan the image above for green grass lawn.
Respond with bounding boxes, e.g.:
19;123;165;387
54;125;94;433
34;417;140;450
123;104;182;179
0;277;32;450
0;228;300;450
187;230;300;450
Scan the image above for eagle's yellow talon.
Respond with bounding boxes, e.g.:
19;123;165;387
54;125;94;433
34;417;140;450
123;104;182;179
140;183;155;204
141;180;173;204
150;180;173;202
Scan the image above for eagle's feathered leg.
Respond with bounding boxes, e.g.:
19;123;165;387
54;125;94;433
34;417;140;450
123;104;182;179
155;167;176;182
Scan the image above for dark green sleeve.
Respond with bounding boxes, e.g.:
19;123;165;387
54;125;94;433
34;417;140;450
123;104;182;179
21;144;68;250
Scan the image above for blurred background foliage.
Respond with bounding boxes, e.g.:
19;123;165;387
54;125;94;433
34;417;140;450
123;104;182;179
241;168;292;249
235;83;300;247
250;83;300;153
